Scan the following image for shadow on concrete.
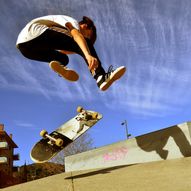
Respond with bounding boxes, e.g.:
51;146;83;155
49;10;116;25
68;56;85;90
65;164;134;179
136;125;191;159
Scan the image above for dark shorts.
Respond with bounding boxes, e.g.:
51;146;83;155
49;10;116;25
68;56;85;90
17;28;105;79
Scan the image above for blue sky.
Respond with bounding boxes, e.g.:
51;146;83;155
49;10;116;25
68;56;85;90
1;0;191;166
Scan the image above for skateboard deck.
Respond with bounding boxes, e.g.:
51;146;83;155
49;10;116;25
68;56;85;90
30;106;102;163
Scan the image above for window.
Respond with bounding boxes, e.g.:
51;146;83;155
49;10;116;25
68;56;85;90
0;157;8;164
0;142;8;149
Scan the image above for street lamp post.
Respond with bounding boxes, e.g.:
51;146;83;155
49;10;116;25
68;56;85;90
121;120;131;139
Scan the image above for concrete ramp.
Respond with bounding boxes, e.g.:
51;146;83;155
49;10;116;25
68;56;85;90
65;122;191;172
4;157;191;191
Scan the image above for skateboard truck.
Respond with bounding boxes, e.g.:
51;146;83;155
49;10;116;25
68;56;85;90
40;130;64;147
77;106;98;120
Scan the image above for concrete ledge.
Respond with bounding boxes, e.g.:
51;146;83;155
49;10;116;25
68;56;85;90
3;157;191;191
65;121;191;172
3;121;191;191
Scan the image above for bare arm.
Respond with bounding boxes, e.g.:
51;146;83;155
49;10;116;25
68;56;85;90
65;22;98;71
59;50;75;54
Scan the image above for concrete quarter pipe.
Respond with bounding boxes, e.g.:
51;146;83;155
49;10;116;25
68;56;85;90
65;122;191;172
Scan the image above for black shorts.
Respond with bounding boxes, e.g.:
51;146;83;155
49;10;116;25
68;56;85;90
17;28;105;79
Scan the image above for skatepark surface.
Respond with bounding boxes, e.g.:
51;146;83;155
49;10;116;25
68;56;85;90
2;157;191;191
65;122;191;171
2;121;191;191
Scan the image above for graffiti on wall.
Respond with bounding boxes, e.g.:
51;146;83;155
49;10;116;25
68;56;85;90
103;146;128;162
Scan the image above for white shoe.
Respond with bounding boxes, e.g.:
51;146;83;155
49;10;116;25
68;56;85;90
49;61;79;82
97;65;126;91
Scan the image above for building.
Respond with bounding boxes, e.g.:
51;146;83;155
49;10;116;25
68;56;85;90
0;124;19;176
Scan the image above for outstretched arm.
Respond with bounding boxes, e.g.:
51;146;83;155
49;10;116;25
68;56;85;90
65;22;98;72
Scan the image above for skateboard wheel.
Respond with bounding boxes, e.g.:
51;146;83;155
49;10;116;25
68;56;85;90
40;130;48;138
92;112;98;119
77;106;83;113
55;139;63;147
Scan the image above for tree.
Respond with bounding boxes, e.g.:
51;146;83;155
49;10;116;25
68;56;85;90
51;133;93;164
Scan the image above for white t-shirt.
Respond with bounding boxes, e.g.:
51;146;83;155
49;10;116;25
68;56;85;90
16;15;79;45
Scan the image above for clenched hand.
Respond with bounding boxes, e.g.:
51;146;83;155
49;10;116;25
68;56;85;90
86;54;98;72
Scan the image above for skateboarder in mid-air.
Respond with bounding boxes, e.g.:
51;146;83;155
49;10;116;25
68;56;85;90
16;15;126;91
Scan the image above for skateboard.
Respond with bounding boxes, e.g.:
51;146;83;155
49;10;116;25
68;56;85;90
30;106;102;163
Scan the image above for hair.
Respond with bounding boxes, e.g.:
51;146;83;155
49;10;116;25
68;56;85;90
79;16;97;44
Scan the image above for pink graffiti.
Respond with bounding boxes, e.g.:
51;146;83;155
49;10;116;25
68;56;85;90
103;147;128;162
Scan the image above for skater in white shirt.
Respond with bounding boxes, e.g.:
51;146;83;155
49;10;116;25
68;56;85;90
16;15;126;91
